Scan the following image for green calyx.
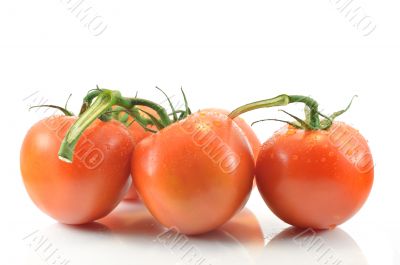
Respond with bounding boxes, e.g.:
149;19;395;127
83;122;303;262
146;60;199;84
29;94;75;116
229;94;357;131
29;104;74;116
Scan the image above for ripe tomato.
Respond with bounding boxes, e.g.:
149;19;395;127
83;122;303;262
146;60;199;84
203;108;260;159
124;106;158;144
20;116;134;224
115;106;158;201
132;110;255;235
256;122;374;229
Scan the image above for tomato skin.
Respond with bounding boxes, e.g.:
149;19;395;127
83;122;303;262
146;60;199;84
203;108;260;159
125;107;259;201
20;116;134;224
256;122;374;229
125;106;157;144
132;110;254;235
120;106;158;201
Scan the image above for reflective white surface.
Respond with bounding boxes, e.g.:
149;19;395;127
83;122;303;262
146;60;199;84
3;190;398;265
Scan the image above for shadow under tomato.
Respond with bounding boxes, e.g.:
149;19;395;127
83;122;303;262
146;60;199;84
61;221;112;233
258;226;368;265
43;221;113;239
97;201;165;237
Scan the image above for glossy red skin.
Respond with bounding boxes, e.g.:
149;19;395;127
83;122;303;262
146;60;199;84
20;116;134;224
125;108;155;144
256;122;374;229
122;121;147;200
122;106;158;201
203;108;260;159
132;110;255;235
125;107;260;200
204;108;260;189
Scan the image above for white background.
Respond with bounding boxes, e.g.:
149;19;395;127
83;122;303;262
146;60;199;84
1;0;400;264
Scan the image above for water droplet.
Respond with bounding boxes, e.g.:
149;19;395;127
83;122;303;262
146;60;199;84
328;151;334;157
346;149;354;156
292;155;298;160
213;120;221;127
321;157;326;162
306;158;311;163
286;129;296;135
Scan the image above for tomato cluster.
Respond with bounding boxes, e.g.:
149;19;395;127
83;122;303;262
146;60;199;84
20;89;373;234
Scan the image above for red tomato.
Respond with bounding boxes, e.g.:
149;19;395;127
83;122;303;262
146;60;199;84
203;108;260;159
132;110;255;235
20;116;134;224
256;122;374;229
125;106;157;144
117;106;158;201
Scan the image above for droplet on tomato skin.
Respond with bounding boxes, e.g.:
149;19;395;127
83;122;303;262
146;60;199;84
328;151;335;157
306;158;312;163
346;149;354;156
292;155;298;160
286;129;296;135
213;120;221;127
321;157;327;163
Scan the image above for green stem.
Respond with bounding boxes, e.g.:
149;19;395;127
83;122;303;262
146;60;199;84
109;107;152;127
288;95;320;128
58;89;171;163
229;94;321;129
229;94;290;118
79;89;103;115
116;97;171;127
58;90;119;162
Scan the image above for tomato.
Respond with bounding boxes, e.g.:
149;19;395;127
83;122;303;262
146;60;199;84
256;122;374;229
124;106;158;144
132;110;255;235
203;108;260;159
125;107;258;202
115;106;158;201
20;116;134;224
